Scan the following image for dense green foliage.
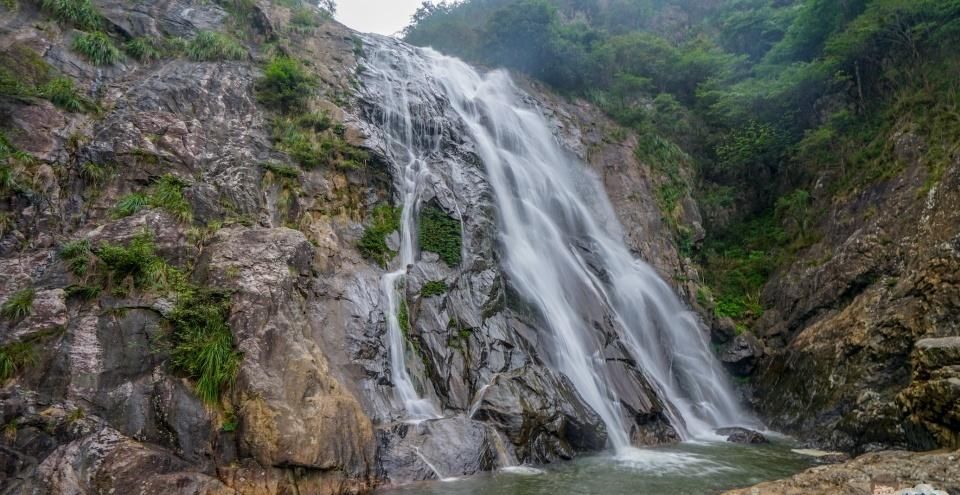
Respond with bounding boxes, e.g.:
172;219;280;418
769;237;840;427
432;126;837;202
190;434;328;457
358;204;401;267
406;0;960;329
256;56;318;113
418;206;462;266
420;280;448;297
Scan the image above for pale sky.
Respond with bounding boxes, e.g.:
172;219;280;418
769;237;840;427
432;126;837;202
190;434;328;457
336;0;424;36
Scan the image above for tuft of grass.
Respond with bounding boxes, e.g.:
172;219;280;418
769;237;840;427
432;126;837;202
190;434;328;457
1;288;35;321
60;239;93;276
151;174;192;222
289;6;321;32
95;230;184;291
168;288;240;404
256;56;317;114
112;174;192;222
186;31;246;61
39;77;88;112
357;204;401;267
420;280;447;297
294;111;332;132
40;0;102;30
80;161;111;185
124;37;164;62
72;31;122;66
64;283;101;300
0;341;36;381
419;206;462;266
113;192;149;218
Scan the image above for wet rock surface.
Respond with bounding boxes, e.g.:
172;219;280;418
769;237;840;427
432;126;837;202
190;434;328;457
376;418;498;483
716;427;768;444
470;366;607;463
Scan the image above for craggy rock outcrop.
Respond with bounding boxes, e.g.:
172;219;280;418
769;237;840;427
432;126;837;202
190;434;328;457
470;365;607;463
750;119;960;453
721;450;960;495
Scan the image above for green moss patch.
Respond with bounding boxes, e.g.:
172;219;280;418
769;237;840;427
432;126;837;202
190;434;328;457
418;206;461;266
357;203;400;267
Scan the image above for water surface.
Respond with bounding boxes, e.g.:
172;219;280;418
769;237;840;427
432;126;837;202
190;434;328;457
378;440;812;495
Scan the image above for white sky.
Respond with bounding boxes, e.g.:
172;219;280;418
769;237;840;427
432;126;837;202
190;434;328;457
335;0;424;36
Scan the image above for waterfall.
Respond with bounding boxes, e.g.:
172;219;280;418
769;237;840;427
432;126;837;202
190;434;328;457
360;35;753;445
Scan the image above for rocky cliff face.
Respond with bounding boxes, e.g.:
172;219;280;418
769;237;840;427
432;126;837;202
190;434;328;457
748;119;960;453
0;1;698;493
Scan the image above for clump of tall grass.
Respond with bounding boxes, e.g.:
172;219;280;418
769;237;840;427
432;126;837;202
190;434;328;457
113;174;192;222
186;31;246;61
72;31;122;65
40;0;102;30
39;77;88;112
0;288;34;320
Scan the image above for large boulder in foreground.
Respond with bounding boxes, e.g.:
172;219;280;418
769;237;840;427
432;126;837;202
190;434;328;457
376;417;499;483
470;365;607;463
720;450;960;495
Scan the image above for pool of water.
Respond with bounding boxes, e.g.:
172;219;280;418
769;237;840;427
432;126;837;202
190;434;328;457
377;439;814;495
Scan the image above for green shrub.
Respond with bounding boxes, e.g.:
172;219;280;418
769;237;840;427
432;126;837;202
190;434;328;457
186;31;246;61
39;77;87;112
256;56;317;113
168;288;240;403
271;118;368;170
420;280;447;297
357;203;401;267
72;31;122;65
419;206;461;266
40;0;102;30
1;288;34;320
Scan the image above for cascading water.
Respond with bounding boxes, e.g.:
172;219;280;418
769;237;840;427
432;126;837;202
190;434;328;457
360;35;755;444
366;41;444;421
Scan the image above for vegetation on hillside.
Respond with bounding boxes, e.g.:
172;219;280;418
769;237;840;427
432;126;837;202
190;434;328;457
405;0;960;330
